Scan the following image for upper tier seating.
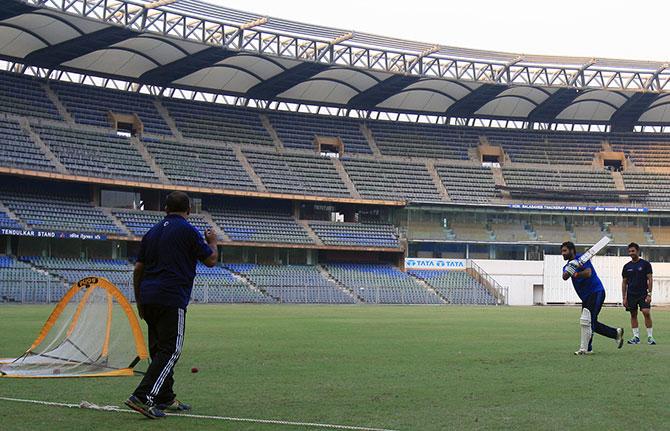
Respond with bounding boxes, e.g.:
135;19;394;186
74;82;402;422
368;122;476;159
437;165;499;203
51;82;171;135
33;124;159;183
622;172;670;207
0;189;123;235
268;112;371;153
502;166;616;195
112;209;211;237
486;129;604;165
143;137;256;190
227;264;356;304
0;118;56;172
610;135;670;168
0;72;60;120
308;221;400;248
341;158;441;201
244;150;350;197
324;263;443;304
408;270;496;305
0;210;22;230
163;99;273;146
208;206;313;244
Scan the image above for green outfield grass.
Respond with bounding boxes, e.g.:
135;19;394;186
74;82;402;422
1;304;669;430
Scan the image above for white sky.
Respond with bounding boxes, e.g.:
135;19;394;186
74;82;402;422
207;0;670;62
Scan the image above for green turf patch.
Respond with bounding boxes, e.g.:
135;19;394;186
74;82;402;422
1;305;668;430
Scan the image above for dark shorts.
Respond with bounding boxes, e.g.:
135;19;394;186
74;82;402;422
626;292;651;311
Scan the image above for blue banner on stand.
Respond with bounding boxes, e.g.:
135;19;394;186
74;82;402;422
0;228;107;241
508;204;649;213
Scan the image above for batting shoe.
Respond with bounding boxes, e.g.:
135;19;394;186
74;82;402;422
627;336;641;345
124;395;166;419
159;399;192;411
648;336;657;345
616;328;624;349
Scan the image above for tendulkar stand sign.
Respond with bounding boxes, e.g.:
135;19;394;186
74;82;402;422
405;258;466;270
0;228;107;241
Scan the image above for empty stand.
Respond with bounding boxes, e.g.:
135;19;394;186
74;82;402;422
437;165;499;203
610;135;670;167
368;122;476;159
268;112;371;153
208;206;313;244
324;263;443;304
622;172;670;207
244;150;351;197
228;264;356;303
143;137;257;190
163;99;273;146
409;270;496;305
51;81;171;135
112;209;211;237
191;263;275;303
342;158;441;201
0;188;123;235
0;256;66;303
0;72;60;120
33;124;159;182
0;118;56;172
308;221;400;248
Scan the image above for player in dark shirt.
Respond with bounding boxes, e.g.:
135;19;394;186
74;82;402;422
125;191;218;419
561;241;624;355
621;242;655;345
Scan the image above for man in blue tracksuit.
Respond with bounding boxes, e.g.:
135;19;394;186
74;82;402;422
125;191;218;419
561;241;624;355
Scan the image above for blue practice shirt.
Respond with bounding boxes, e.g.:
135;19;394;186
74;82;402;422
622;258;652;295
137;214;213;309
563;253;605;302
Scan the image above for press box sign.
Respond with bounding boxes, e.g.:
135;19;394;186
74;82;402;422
405;258;466;270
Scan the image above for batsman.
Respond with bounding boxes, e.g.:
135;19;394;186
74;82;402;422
561;240;624;355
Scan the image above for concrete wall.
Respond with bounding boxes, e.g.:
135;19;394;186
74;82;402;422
474;257;670;306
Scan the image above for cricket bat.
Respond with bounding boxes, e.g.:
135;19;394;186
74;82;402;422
577;236;611;265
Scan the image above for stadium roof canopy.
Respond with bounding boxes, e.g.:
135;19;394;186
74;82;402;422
4;0;670;130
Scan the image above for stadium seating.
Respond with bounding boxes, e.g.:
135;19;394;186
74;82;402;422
502;166;616;195
573;224;606;245
608;225;648;245
33;124;159;183
207;206;313;244
622;172;670;207
449;221;491;241
308;221;400;248
268;112;371;153
531;221;573;243
437;165;499;203
0;189;123;235
0;118;57;172
341;158;441;201
163;99;273;146
650;226;670;245
0;72;60;120
0;210;22;230
324;263;443;304
490;221;532;242
485;129;604;165
189;263;276;303
111;209;211;237
368;122;476;159
0;255;66;303
244;150;351;197
24;256;134;297
408;270;496;305
51;81;171;135
610;135;670;167
227;264;356;303
143;137;257;190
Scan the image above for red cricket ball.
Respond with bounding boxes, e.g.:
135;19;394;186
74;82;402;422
191;367;199;373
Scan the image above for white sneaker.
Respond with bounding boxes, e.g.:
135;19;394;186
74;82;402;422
616;328;624;349
574;349;592;355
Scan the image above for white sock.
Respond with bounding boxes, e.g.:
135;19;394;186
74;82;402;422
647;328;653;338
633;328;640;338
